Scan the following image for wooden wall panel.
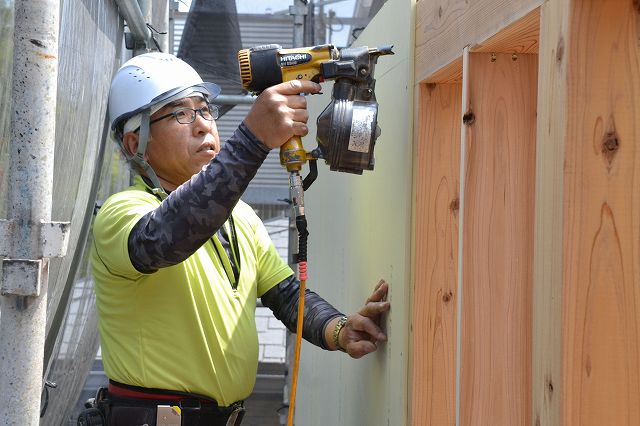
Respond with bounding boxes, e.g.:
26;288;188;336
562;1;640;424
460;52;537;425
412;82;461;426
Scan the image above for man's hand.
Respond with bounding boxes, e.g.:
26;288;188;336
243;80;322;149
328;280;390;359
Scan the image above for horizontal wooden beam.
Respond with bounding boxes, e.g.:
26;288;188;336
471;8;539;54
415;0;542;83
425;57;462;84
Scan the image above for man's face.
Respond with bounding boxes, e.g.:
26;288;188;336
145;95;220;190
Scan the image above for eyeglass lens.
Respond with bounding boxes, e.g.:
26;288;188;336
175;104;219;124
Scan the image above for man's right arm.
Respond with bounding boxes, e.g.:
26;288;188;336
128;123;267;272
127;80;322;273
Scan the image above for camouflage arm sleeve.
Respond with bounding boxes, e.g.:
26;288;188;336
128;122;270;272
260;275;344;350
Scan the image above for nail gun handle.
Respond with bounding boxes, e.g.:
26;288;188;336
279;136;306;172
280;137;318;190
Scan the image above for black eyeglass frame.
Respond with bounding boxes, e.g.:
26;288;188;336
149;103;219;125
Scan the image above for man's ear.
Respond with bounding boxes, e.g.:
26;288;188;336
122;132;140;157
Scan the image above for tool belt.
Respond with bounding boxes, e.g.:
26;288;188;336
78;381;244;426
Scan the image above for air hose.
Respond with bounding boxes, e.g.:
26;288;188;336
287;170;309;426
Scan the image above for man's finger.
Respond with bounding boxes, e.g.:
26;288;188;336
291;122;309;137
351;315;387;342
291;108;309;124
287;95;307;109
276;80;322;95
346;340;377;359
366;280;389;303
359;301;390;318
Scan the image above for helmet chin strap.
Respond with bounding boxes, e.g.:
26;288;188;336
131;109;168;200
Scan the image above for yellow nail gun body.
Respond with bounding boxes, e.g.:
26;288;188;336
238;43;393;178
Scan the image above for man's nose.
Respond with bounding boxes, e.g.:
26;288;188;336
193;111;215;133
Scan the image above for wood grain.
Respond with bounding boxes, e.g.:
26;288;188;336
532;0;570;424
562;1;640;424
460;52;537;426
471;8;540;54
412;82;461;426
425;58;463;84
415;0;541;83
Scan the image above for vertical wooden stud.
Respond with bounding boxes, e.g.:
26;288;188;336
562;1;640;424
460;52;538;425
412;82;462;426
533;1;569;425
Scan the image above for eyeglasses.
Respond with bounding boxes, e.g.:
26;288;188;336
149;104;219;125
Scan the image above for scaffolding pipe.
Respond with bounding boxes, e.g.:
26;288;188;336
290;0;308;48
0;0;64;424
215;94;256;105
115;0;151;46
158;1;170;53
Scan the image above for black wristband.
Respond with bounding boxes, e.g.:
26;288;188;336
261;275;344;350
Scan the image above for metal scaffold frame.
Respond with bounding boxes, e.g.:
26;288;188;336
0;0;70;424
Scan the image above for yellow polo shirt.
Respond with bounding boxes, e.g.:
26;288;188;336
91;176;293;405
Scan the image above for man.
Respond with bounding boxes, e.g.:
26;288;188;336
89;52;390;425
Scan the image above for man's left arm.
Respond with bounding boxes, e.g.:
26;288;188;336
325;280;390;359
261;278;390;358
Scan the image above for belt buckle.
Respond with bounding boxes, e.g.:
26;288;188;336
226;404;245;426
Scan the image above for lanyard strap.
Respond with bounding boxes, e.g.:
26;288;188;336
140;177;241;288
212;215;241;289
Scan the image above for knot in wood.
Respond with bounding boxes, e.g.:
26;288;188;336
556;37;565;63
602;130;620;166
463;111;475;125
603;132;619;152
449;197;459;212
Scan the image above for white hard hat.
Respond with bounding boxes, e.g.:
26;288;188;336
108;52;220;134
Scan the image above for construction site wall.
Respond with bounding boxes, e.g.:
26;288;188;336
303;0;640;425
298;0;414;425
